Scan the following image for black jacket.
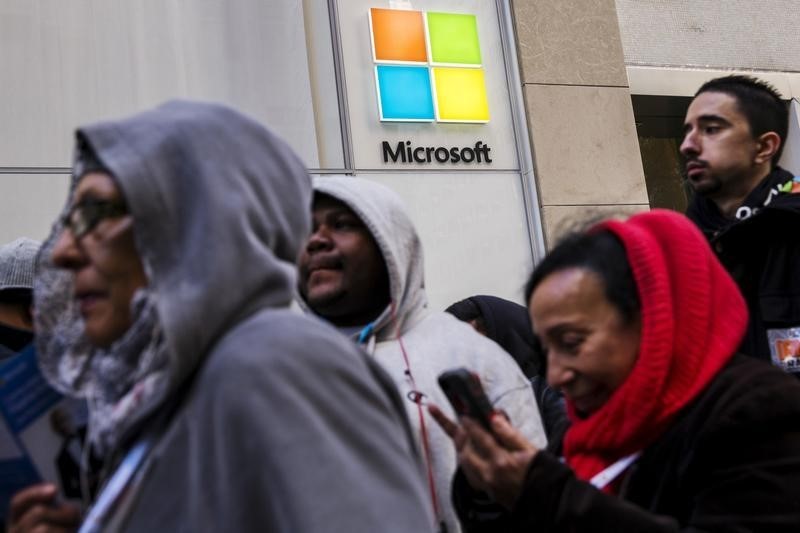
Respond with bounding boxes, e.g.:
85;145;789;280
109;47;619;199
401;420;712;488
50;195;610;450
687;167;800;372
454;355;800;532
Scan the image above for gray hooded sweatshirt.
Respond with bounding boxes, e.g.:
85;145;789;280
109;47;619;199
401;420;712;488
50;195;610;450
34;102;435;532
308;176;548;533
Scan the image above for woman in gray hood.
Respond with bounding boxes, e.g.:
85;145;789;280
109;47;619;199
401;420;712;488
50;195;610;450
9;101;434;532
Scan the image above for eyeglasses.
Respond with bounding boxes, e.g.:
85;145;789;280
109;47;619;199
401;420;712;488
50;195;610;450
61;198;129;239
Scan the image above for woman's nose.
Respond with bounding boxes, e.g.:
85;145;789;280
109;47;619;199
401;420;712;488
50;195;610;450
50;226;86;270
547;354;575;390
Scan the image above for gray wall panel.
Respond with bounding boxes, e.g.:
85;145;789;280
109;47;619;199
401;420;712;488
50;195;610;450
0;0;324;168
616;0;800;71
0;174;69;244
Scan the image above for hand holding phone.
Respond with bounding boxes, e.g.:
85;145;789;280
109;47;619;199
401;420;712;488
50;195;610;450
437;368;495;432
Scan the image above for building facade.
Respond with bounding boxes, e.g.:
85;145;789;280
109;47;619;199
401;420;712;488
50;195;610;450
1;1;797;308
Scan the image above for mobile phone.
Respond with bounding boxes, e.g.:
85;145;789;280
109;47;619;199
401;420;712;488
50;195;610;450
437;368;495;432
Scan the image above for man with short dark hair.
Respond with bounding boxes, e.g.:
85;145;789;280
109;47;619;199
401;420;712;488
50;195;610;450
298;176;547;533
682;75;800;374
0;238;39;360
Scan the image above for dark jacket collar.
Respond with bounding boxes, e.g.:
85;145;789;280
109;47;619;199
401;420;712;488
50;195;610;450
686;166;797;240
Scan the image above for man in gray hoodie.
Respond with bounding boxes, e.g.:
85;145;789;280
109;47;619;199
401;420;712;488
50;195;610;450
298;176;547;533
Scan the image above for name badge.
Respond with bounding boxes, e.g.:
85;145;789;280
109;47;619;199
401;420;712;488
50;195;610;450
768;327;800;373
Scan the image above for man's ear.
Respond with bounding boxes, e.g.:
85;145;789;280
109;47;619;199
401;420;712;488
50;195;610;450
755;131;782;165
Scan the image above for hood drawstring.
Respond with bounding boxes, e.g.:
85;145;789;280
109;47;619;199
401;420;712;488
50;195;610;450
357;303;447;533
389;302;448;533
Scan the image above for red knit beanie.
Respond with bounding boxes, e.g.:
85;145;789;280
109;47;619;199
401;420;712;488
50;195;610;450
562;209;748;490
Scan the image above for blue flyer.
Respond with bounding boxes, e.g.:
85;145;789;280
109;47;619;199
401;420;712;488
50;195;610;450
0;345;83;519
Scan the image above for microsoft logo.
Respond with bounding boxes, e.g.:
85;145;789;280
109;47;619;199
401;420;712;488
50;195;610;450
369;8;490;123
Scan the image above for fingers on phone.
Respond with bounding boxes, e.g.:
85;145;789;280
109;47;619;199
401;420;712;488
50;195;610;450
428;404;459;437
490;414;536;452
461;417;499;456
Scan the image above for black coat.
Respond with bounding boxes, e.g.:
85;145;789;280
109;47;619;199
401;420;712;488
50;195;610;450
454;355;800;532
687;168;800;372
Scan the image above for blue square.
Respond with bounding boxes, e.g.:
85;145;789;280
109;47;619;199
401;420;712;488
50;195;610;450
375;65;434;121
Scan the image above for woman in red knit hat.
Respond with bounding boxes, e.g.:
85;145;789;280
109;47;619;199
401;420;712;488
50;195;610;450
431;209;800;532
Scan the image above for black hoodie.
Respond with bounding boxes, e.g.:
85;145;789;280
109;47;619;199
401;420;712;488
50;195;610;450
446;295;569;443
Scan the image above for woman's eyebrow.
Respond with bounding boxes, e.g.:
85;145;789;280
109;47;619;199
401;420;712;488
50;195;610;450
542;321;589;339
540;323;569;339
72;190;118;204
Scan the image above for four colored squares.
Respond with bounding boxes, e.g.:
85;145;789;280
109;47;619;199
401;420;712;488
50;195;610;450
369;8;490;123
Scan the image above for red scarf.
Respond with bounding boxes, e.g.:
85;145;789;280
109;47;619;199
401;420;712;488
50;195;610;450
562;209;748;492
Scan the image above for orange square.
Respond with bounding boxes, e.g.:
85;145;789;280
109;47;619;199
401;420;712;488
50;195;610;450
370;8;427;63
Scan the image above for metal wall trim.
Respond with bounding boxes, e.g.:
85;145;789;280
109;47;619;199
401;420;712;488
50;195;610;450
0;167;70;174
496;0;547;264
327;0;355;174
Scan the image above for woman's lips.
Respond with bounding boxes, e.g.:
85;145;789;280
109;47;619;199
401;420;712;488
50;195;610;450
76;292;105;315
569;389;605;416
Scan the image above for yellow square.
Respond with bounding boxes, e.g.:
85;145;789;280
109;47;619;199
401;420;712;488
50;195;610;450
432;67;489;123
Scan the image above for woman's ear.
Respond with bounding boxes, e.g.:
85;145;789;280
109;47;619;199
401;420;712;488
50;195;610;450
754;131;782;165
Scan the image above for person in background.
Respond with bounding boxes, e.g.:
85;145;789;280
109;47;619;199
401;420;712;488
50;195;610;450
446;295;568;444
432;209;800;532
297;176;547;533
0;238;39;360
682;75;800;373
8;101;435;533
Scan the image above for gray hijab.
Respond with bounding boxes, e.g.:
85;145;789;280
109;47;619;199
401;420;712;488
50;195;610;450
35;101;311;457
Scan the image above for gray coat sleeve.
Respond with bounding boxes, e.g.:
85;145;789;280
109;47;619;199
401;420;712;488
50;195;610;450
121;311;436;533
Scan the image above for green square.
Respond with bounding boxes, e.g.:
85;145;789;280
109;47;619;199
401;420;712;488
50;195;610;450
426;12;481;65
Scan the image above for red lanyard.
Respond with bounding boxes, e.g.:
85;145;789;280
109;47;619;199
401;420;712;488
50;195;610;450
390;302;447;533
